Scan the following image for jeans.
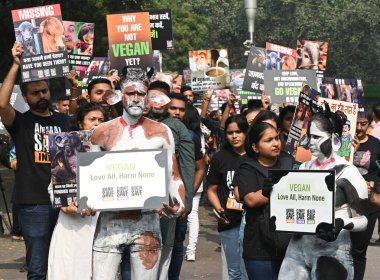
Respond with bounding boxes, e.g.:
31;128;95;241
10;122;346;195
244;259;281;280
19;204;59;280
168;218;188;280
220;226;243;280
239;212;249;279
186;192;201;255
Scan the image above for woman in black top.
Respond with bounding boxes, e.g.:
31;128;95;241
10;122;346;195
207;114;248;279
235;121;288;280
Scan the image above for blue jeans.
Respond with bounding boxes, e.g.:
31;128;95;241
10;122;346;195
220;226;243;280
244;259;281;280
19;204;59;280
168;218;188;280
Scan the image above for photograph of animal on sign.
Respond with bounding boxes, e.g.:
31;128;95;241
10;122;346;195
296;40;328;71
14;20;41;56
265;42;297;70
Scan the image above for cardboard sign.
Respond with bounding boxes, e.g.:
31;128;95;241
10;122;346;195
270;169;335;234
107;12;153;72
78;149;168;211
242;46;265;95
12;4;70;82
189;49;229;92
149;10;173;50
265;42;296;70
264;69;317;103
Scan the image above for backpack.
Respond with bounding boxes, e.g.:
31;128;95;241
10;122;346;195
0;134;13;169
244;156;294;254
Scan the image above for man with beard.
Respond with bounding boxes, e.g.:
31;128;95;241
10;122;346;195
145;81;195;279
0;42;70;279
90;68;185;279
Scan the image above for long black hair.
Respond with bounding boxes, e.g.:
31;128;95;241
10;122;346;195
182;104;201;138
246;122;278;159
223;114;248;151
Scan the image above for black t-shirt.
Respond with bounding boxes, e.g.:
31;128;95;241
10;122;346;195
236;156;284;261
6;110;70;204
207;148;244;232
353;135;380;188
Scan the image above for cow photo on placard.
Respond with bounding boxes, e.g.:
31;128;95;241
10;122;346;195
265;42;297;70
296;40;328;71
12;4;70;82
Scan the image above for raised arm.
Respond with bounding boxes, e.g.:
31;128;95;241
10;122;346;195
0;42;22;126
66;70;79;115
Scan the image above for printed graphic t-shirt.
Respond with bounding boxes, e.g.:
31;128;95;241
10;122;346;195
207;148;244;232
6;110;70;204
353;135;380;185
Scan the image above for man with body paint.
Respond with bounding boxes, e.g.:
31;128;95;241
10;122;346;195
278;108;368;280
90;68;185;279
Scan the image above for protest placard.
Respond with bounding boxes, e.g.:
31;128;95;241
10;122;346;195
12;4;70;82
63;21;95;96
80;57;110;92
270;169;335;234
78;149;168;211
265;42;296;70
189;49;229;92
149;9;173;50
264;69;317;103
319;97;358;163
242;46;265;95
107;12;153;72
285;84;320;162
296;40;328;71
49;130;93;207
335;78;364;104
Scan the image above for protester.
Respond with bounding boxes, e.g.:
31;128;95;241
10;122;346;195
234;121;292;280
48;102;107;279
180;85;194;104
350;106;380;280
54;96;70;114
90;68;184;279
0;42;70;279
207;114;248;279
278;110;368;280
143;81;195;280
167;101;206;262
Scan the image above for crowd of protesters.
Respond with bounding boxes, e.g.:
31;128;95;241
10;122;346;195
1;40;380;280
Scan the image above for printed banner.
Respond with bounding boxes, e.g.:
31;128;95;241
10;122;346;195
189;49;229;92
264;69;317;104
319;97;358;163
78;149;168;211
80;57;110;92
12;4;70;82
149;9;173;50
63;21;95;96
49;131;93;207
265;42;296;70
107;12;153;72
270;169;335;234
242;46;265;95
296;40;328;71
0;85;29;134
335;79;364;104
285;85;320;162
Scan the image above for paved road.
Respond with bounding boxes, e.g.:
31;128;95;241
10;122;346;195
1;167;380;279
